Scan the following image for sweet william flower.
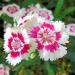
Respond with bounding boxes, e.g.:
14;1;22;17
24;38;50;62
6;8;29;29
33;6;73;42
2;4;20;17
17;14;42;31
4;27;30;66
29;21;69;61
24;4;53;20
67;23;75;36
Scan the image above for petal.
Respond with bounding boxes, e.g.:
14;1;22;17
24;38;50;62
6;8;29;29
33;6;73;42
11;33;17;37
46;42;59;52
8;38;13;50
49;45;67;61
59;32;69;45
52;21;65;32
10;51;20;58
6;54;22;66
42;23;55;31
18;33;24;43
21;44;30;54
30;26;40;38
39;50;50;61
56;32;61;40
37;40;44;50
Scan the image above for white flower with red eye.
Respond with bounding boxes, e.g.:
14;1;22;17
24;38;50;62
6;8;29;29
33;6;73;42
38;10;52;20
4;27;30;66
25;5;38;14
67;24;75;36
24;4;53;20
29;22;68;61
17;14;43;31
2;4;20;17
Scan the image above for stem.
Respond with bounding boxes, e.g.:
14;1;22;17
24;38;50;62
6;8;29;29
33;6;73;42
44;61;55;75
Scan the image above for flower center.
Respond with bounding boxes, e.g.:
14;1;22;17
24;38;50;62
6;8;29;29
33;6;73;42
39;11;50;19
11;37;24;52
38;28;56;45
7;6;18;14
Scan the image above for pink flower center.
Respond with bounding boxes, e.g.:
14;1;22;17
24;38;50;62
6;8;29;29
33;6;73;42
39;10;50;19
70;25;75;33
38;28;56;45
7;6;18;14
11;37;24;52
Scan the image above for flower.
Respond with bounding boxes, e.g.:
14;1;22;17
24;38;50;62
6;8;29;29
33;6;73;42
67;23;75;36
2;4;20;17
0;64;9;75
29;21;69;61
17;13;42;30
4;27;30;66
24;4;53;20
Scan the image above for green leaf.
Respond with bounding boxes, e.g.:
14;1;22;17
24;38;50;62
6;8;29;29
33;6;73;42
44;61;55;75
21;0;40;8
59;6;75;19
1;14;14;24
54;0;64;19
24;70;33;75
0;38;4;49
65;36;75;62
46;0;57;9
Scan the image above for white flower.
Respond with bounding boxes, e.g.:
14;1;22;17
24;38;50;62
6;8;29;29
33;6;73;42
2;4;20;17
29;21;69;61
67;23;75;36
17;13;43;31
4;27;30;66
24;4;54;20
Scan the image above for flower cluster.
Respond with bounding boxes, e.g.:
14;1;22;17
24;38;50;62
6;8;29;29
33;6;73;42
4;4;70;66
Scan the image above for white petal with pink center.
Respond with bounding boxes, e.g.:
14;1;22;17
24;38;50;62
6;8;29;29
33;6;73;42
4;27;30;66
67;23;75;36
39;45;67;61
17;13;45;31
6;54;22;66
2;4;20;17
29;22;69;61
24;4;54;20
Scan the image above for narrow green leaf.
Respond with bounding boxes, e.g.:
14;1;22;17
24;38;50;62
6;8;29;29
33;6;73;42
1;14;13;24
21;0;40;8
54;0;64;18
59;6;75;19
0;38;4;48
46;0;56;9
44;61;55;75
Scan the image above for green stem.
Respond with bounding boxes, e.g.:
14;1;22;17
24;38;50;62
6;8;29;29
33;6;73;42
44;61;55;75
